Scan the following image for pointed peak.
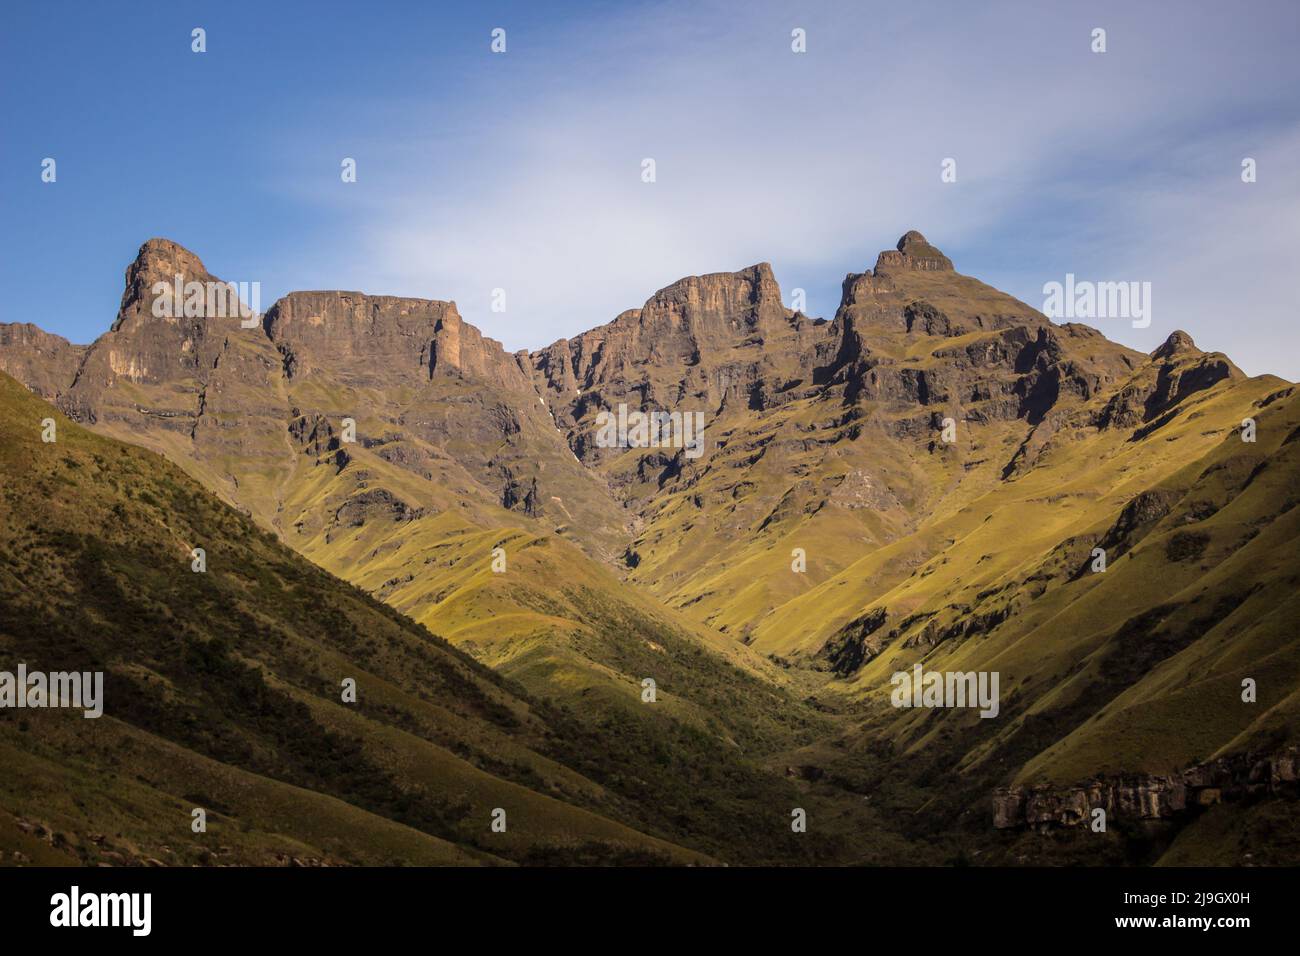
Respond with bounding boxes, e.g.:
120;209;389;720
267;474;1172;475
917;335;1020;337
132;238;208;276
117;239;220;326
138;236;199;256
123;238;212;295
1151;329;1200;361
875;230;953;273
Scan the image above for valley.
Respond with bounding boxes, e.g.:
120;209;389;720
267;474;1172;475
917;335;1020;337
2;230;1296;866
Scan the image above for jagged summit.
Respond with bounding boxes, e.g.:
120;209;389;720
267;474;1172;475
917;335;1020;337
633;261;784;323
136;236;203;261
529;259;797;408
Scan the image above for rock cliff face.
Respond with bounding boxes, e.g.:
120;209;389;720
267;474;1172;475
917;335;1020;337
11;238;277;424
25;239;540;417
0;323;85;400
265;291;533;392
71;237;246;405
993;748;1300;829
531;262;824;431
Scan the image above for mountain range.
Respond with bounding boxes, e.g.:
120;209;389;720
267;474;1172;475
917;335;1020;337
2;230;1297;866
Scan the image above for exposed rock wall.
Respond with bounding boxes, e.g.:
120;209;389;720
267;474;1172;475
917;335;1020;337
993;747;1300;829
0;323;85;400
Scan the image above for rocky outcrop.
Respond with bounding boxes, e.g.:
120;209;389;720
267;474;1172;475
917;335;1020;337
993;747;1300;829
1096;330;1239;430
334;488;426;527
1146;352;1237;421
264;291;534;393
532;262;798;402
817;606;889;675
904;301;966;336
501;470;542;516
288;411;352;471
874;230;954;273
0;323;85;400
1089;487;1185;566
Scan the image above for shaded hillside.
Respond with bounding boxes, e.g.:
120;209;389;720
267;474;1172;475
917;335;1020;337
0;372;864;866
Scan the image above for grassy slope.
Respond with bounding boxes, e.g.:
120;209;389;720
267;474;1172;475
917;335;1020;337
0;372;708;866
266;423;899;863
1;372;914;866
795;380;1300;865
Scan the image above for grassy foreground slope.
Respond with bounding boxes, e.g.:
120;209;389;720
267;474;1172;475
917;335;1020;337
0;372;711;866
270;433;904;863
1;372;919;866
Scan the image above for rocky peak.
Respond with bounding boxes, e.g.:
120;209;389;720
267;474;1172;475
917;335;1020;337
874;230;954;273
1151;329;1199;361
117;238;219;327
638;262;787;338
531;263;794;399
52;237;258;400
1097;330;1239;430
130;236;208;277
831;232;970;347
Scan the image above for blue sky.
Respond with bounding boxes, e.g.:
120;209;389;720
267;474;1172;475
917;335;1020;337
3;0;1298;378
